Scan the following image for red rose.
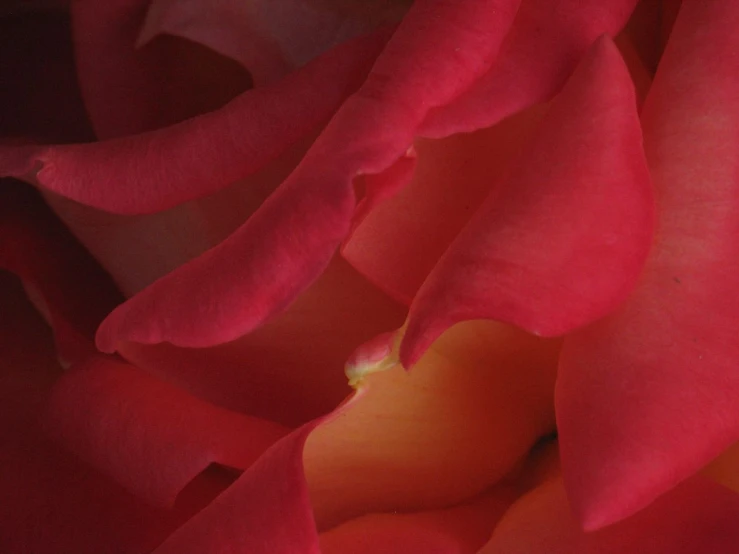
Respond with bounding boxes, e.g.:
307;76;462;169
2;0;739;552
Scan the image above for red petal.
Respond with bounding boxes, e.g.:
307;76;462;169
557;0;739;529
96;0;522;351
47;356;288;507
0;28;387;214
0;182;120;364
480;477;739;553
420;0;640;138
152;420;323;554
400;36;654;367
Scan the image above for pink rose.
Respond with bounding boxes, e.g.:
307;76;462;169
2;0;739;552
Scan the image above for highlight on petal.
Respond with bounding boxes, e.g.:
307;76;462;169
420;0;640;138
480;476;739;554
319;486;517;554
46;356;289;507
152;420;324;554
95;0;522;351
0;28;388;214
304;320;559;530
557;0;739;530
139;0;407;85
400;36;654;368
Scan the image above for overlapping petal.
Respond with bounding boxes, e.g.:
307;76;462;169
400;36;654;367
95;0;522;351
557;0;739;530
304;321;559;529
46;356;289;507
480;476;739;553
420;0;640;138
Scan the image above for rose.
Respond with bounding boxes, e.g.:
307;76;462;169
3;0;739;552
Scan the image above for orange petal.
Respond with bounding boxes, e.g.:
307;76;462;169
304;320;560;529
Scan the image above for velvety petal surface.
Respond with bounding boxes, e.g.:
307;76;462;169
557;0;739;530
304;321;559;530
419;0;640;138
46;356;289;507
95;0;522;351
480;477;739;553
400;36;654;367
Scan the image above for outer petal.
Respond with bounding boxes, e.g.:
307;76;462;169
400;36;654;367
480;477;739;554
95;0;522;351
0;29;388;214
557;0;739;530
47;356;288;507
304;321;559;530
419;0;640;138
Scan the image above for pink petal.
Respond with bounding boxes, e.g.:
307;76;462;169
557;0;739;530
400;36;654;368
319;487;516;554
47;355;289;507
419;0;640;138
96;0;522;351
152;420;324;554
0;28;388;214
480;477;739;553
139;0;407;86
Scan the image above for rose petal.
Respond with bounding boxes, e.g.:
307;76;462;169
419;0;640;138
47;355;289;507
0;273;227;553
0;28;388;214
95;0;522;352
304;320;559;529
557;0;739;529
480;477;739;553
116;256;405;426
0;181;121;364
319;487;516;554
139;0;407;86
152;420;324;554
400;36;654;367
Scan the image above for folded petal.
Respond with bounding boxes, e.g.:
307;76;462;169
400;36;653;367
304;321;559;529
0;28;388;214
96;0;522;351
117;256;405;427
420;0;640;138
480;477;739;554
319;487;516;554
47;356;289;507
139;0;407;86
557;0;739;529
152;420;323;554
